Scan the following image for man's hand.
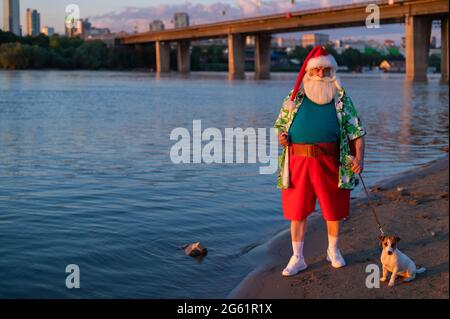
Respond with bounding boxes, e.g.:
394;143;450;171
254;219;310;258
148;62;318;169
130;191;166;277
351;157;364;175
278;132;290;147
349;136;365;175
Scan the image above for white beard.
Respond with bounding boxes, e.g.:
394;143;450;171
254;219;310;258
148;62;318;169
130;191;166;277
303;73;339;105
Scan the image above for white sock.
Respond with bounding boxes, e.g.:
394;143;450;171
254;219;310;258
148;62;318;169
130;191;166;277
328;236;339;253
292;241;304;259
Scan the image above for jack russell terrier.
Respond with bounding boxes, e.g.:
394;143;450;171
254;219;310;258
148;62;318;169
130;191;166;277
379;235;426;287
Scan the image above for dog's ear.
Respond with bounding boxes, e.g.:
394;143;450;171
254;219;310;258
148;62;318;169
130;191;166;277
394;236;401;243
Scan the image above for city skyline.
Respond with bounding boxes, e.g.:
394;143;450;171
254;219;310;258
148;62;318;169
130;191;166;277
3;0;20;35
0;0;443;45
25;8;40;36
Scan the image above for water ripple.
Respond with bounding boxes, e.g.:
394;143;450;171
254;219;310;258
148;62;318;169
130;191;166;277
0;70;447;298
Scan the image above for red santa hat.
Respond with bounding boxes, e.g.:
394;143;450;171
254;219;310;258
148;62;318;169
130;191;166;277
289;45;339;101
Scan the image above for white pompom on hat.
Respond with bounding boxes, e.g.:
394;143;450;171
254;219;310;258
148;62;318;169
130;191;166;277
289;46;340;101
305;51;338;72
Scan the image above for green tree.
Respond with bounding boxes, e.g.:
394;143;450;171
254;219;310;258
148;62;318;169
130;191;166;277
429;53;441;72
288;46;310;63
0;29;20;45
190;46;203;70
341;47;363;71
0;43;32;69
29;45;51;68
206;45;225;64
363;47;383;68
324;44;342;65
385;46;405;61
74;40;109;69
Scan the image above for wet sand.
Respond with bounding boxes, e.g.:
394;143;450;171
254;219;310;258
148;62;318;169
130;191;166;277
230;155;449;299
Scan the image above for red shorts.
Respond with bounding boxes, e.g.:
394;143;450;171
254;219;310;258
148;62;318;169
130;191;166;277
282;147;350;221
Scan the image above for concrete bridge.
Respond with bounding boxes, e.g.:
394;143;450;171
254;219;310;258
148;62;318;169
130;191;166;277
118;0;449;82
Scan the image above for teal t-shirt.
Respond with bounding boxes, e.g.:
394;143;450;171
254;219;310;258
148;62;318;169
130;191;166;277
288;96;340;144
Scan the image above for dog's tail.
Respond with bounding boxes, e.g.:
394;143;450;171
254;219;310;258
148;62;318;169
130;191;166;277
416;267;426;274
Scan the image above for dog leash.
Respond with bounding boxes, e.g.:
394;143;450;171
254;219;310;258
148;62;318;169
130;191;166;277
358;173;385;236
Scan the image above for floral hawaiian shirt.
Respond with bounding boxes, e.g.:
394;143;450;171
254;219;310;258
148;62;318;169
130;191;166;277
274;87;367;190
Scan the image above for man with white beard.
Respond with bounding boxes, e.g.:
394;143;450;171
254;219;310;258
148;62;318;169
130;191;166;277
274;46;366;276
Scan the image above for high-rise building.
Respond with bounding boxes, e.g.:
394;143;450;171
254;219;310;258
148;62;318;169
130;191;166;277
333;39;342;49
83;19;92;33
150;20;165;31
65;25;74;37
246;36;255;46
65;18;87;37
26;8;41;36
3;0;21;35
271;37;299;48
342;40;366;53
174;12;189;29
74;19;84;36
41;26;54;36
301;33;329;48
65;18;110;38
86;27;110;37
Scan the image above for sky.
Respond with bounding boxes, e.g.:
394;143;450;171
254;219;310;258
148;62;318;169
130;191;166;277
0;0;442;44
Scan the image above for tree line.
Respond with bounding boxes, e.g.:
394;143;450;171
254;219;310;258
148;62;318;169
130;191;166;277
189;44;409;72
0;30;151;70
0;30;441;72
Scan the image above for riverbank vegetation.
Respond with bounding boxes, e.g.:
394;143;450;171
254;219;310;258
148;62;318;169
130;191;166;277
0;30;441;72
0;30;150;70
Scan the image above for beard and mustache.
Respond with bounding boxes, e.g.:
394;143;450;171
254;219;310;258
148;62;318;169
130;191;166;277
302;72;340;105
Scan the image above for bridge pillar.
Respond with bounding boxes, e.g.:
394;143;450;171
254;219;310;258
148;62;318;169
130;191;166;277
156;41;171;73
405;15;432;82
441;17;449;84
255;33;271;80
228;34;246;80
177;41;191;73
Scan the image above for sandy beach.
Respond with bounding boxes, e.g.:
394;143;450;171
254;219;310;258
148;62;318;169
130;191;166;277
230;155;449;299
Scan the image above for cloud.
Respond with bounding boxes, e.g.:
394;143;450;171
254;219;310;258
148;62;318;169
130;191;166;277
87;0;417;43
88;0;363;33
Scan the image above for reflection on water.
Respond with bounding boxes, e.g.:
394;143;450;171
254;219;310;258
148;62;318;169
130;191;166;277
0;71;448;298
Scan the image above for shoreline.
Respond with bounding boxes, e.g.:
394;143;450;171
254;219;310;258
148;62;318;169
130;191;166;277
0;69;444;77
229;154;449;299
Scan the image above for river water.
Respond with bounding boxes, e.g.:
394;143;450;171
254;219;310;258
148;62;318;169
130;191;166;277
0;70;448;298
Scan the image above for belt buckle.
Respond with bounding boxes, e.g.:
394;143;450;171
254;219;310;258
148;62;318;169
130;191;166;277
308;145;318;158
